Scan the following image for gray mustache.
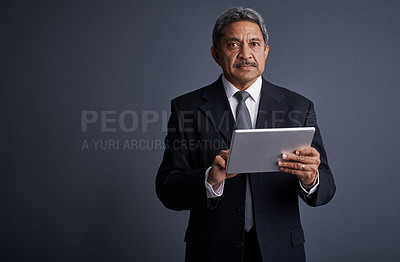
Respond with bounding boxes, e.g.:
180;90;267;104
233;61;257;68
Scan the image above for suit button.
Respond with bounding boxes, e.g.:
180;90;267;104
237;206;244;213
236;241;244;248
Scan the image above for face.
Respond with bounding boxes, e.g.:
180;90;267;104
211;21;269;90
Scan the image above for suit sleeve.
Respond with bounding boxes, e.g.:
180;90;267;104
156;99;209;211
299;101;336;206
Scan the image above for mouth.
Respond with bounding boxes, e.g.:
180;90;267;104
233;61;257;69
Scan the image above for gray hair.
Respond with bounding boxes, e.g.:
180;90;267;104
212;7;269;50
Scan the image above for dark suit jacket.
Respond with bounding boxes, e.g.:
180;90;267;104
156;76;336;262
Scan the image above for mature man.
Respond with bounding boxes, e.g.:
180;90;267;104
156;7;335;262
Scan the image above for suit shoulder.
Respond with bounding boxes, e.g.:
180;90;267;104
173;85;208;103
172;78;221;106
264;79;313;105
273;83;311;102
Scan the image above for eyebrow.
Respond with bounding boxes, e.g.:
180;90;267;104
226;37;240;42
226;37;262;42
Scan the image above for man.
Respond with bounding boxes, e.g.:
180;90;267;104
156;7;335;262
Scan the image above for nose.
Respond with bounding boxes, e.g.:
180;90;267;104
238;43;252;59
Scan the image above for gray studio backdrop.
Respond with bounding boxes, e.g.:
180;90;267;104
1;0;399;261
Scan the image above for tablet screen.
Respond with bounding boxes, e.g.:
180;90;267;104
226;127;315;174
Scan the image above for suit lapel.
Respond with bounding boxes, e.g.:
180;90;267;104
199;76;235;144
256;78;288;129
199;77;288;143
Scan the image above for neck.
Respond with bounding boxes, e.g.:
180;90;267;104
222;73;262;91
226;78;258;91
235;84;252;91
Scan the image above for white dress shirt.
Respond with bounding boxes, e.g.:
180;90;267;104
205;75;319;198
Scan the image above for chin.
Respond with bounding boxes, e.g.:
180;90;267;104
234;73;259;82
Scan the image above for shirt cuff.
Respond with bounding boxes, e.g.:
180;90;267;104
205;166;225;198
299;170;320;196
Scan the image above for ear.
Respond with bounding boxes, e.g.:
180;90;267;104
210;46;220;65
264;45;270;62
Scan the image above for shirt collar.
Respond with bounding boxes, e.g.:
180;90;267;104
222;75;262;102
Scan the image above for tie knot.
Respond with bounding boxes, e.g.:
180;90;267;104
234;91;250;102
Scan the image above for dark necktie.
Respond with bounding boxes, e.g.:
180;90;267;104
234;91;254;232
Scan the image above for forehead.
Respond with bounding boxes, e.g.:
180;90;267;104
222;21;263;39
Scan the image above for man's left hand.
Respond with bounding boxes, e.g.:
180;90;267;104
278;147;320;187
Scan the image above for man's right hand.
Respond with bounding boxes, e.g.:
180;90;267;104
207;150;238;188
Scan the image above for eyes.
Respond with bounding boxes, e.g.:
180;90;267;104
227;41;262;51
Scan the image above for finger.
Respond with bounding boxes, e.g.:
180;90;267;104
220;151;229;161
295;147;319;157
279;167;314;179
278;161;312;171
282;153;319;164
279;161;320;174
281;154;319;164
214;155;226;169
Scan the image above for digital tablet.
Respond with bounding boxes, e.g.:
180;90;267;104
226;127;315;174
